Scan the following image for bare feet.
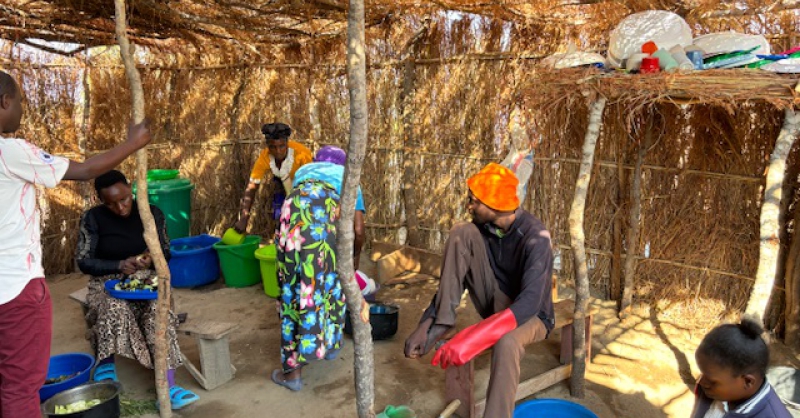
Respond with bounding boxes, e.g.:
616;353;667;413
404;318;452;359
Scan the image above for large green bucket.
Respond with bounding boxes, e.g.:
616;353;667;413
254;244;278;298
213;235;261;288
135;177;194;239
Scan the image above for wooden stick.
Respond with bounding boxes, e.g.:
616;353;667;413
621;113;651;317
567;95;606;398
112;0;172;414
746;108;800;323
439;399;462;418
339;0;375;416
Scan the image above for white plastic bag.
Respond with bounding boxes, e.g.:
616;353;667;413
761;58;800;74
607;10;693;68
540;51;606;69
692;31;770;67
502;109;535;203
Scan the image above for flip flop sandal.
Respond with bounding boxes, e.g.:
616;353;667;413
271;369;302;391
93;363;118;382
157;386;200;410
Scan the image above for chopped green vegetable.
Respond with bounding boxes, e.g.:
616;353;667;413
54;399;102;414
44;372;78;385
120;398;158;417
114;276;158;292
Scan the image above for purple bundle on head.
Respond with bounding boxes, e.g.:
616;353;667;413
314;146;347;166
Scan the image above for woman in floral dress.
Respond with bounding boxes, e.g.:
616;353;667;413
271;146;366;391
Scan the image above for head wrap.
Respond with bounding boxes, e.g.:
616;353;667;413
314;146;347;166
261;123;292;141
466;163;520;212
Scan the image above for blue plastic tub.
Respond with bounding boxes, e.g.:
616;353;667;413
514;399;598;418
168;234;221;288
39;352;96;402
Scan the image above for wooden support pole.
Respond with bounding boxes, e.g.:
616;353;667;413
783;200;800;346
611;142;624;304
620;114;653;317
112;0;172;414
567;95;606;398
771;134;800;332
399;23;428;247
78;57;92;211
747;108;800;324
446;362;475;418
340;0;375;416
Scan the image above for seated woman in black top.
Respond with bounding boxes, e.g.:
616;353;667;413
75;170;198;410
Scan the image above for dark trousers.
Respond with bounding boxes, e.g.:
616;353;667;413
0;278;52;418
430;222;547;418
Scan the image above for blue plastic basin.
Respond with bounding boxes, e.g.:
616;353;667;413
514;399;598;418
39;352;96;402
168;234;221;288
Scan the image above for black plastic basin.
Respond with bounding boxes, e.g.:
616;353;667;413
344;303;399;340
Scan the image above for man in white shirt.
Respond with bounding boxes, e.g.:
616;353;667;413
0;70;152;418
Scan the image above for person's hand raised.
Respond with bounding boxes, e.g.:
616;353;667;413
126;120;152;150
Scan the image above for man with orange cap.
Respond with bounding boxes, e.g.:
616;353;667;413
404;163;555;418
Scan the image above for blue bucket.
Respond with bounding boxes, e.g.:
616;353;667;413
39;352;96;402
168;234;221;288
514;399;598;418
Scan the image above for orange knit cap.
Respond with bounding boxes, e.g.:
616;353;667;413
467;163;520;212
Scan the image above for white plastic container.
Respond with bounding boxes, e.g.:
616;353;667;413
607;11;693;68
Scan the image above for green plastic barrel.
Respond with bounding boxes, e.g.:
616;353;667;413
255;244;278;298
135;177;194;239
213;235;261;288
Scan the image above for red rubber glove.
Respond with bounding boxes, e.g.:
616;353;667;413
431;309;517;369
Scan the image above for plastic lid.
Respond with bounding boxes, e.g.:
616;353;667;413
641;40;658;55
147;169;180;181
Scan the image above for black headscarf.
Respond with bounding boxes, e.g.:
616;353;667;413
261;123;292;141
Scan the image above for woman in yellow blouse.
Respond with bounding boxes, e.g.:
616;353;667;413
233;123;312;234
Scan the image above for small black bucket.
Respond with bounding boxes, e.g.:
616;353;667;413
41;381;122;418
345;303;399;340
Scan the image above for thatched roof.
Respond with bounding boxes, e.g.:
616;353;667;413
2;0;799;63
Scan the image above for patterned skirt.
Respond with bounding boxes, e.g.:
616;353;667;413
276;180;346;372
86;272;182;370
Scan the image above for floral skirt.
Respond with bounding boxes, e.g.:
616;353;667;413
276;180;345;372
86;272;183;370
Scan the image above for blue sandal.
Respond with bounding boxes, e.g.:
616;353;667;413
271;369;303;391
324;348;341;360
158;386;200;410
93;363;118;382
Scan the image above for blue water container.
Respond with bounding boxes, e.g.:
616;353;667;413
168;234;221;288
514;399;598;418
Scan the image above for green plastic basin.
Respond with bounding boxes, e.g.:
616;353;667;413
213;235;261;288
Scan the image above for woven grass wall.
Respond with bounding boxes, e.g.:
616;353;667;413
529;95;791;323
3;9;798;323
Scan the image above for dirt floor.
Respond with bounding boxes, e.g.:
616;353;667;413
47;258;800;418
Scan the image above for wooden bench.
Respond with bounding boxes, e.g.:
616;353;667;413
445;299;595;418
69;287;239;390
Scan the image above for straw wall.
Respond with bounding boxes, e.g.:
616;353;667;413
3;10;798;324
